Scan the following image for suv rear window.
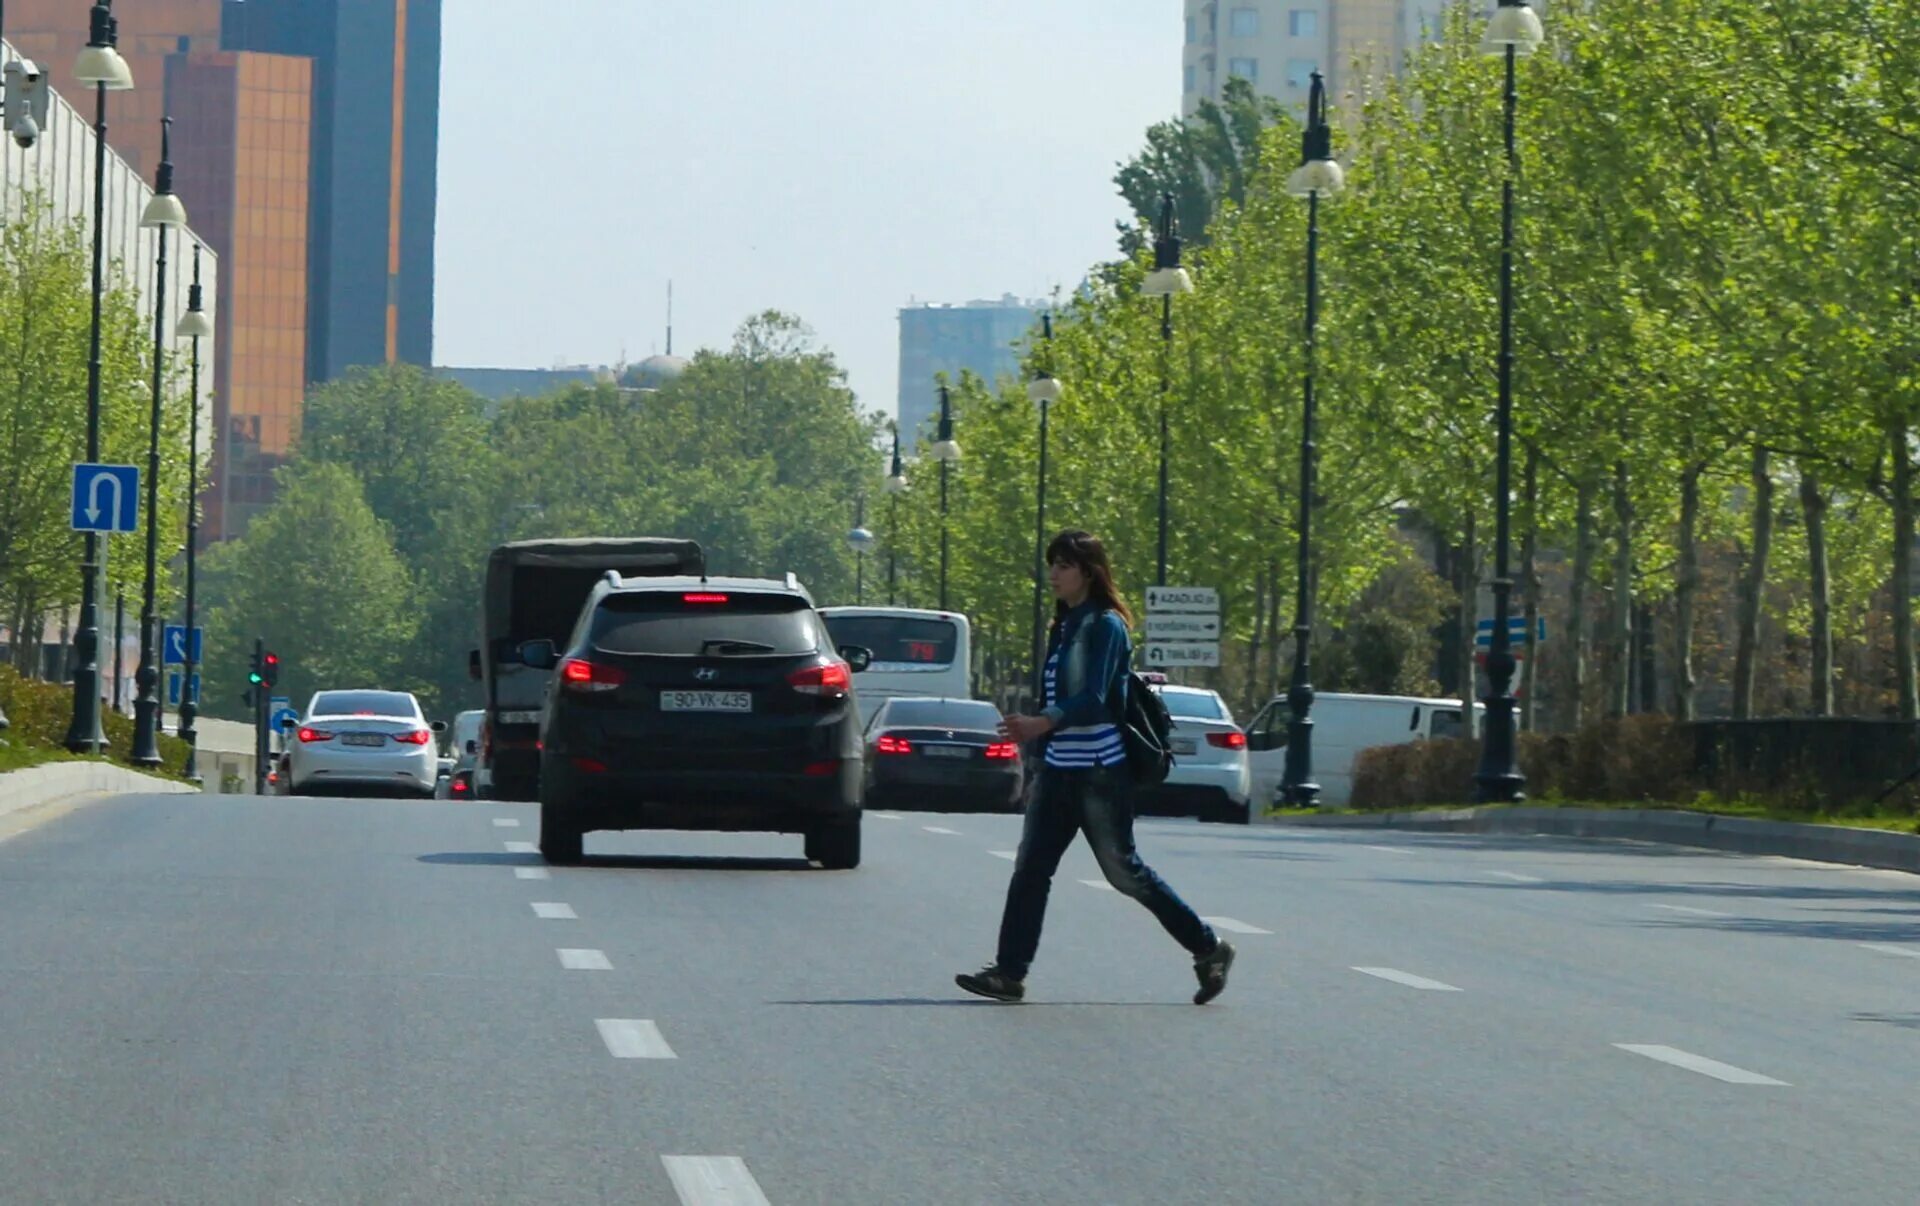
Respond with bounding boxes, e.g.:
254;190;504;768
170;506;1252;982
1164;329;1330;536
821;615;958;665
591;592;823;656
881;699;1001;729
311;691;418;717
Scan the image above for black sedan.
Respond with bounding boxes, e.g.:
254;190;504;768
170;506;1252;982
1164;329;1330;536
863;697;1023;813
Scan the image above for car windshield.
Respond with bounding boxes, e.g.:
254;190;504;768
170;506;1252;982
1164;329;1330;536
591;592;822;656
881;699;1002;729
310;691;418;718
822;615;958;666
1159;690;1228;721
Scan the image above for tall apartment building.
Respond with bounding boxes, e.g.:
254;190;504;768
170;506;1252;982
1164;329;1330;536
1181;0;1435;115
897;297;1042;439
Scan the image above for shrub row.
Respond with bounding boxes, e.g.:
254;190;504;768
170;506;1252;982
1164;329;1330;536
0;664;191;779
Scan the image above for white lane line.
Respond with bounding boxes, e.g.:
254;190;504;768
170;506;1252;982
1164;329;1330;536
1079;878;1117;892
514;866;551;880
1649;903;1732;918
871;812;902;820
492;818;521;828
531;902;578;920
503;840;538;854
1204;916;1272;935
989;850;1016;861
1352;967;1462;992
662;1156;771;1206
1363;845;1414;855
1858;942;1920;960
923;826;960;835
1613;1044;1789;1086
1487;870;1543;883
595;1019;677;1059
558;948;612;971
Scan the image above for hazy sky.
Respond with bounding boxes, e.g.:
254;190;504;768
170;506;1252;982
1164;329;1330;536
433;0;1175;419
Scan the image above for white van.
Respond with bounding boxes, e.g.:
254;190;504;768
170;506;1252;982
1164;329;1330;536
819;606;973;725
1243;692;1483;807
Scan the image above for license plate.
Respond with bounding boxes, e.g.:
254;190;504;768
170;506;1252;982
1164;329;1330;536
1172;738;1198;756
343;734;385;747
924;744;973;760
660;690;752;713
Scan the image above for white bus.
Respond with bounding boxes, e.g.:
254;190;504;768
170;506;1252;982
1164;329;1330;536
818;606;973;725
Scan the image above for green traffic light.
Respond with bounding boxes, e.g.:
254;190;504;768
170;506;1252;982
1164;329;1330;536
248;672;263;684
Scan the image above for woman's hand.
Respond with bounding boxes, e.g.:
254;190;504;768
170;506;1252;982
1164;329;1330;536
1000;713;1056;744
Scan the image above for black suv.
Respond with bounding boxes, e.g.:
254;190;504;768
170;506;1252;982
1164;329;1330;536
519;574;871;868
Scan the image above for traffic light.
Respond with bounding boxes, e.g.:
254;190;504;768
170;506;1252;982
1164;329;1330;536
262;651;280;689
248;647;264;686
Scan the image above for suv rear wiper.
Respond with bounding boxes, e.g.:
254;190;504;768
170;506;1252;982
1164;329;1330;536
700;638;777;654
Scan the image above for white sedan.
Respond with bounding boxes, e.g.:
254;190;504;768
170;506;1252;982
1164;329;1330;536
1141;682;1252;824
285;689;446;798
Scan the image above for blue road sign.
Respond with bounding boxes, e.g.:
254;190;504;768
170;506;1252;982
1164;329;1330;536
162;625;204;666
1476;616;1547;647
270;706;299;732
70;463;139;534
166;672;199;707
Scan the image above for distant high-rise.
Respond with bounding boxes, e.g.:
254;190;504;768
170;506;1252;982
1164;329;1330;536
223;0;441;380
1181;0;1426;115
897;297;1042;440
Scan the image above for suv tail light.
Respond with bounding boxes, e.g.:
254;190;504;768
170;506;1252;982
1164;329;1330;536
876;734;912;755
787;659;851;698
984;742;1019;760
395;729;433;746
1207;731;1248;750
297;727;332;743
560;657;627;693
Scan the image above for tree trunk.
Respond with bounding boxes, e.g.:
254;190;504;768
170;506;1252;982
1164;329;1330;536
1674;466;1702;720
1520;447;1540;731
1568;482;1596;731
1458;511;1479;727
1244;563;1269;711
1798;470;1833;717
1891;420;1918;721
1732;445;1774;720
1637;601;1658;714
1264;558;1284;702
1608;461;1633;719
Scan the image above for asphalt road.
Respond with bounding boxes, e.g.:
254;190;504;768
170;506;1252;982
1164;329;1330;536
5;793;1920;1204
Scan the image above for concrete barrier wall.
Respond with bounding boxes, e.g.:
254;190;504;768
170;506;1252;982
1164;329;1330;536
0;761;199;823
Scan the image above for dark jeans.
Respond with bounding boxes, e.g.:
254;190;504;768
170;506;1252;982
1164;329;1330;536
994;765;1218;979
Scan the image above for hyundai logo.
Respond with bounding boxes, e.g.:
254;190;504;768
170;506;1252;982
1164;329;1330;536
694;667;718;682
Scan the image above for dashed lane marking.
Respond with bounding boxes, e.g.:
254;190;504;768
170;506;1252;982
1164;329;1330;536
514;867;551;880
1352;967;1462;992
558;948;611;971
1613;1044;1788;1086
1649;903;1733;918
923;826;960;835
1079;879;1117;892
1204;916;1272;935
989;850;1016;861
662;1156;771;1206
531;902;578;920
596;1019;677;1059
503;840;538;854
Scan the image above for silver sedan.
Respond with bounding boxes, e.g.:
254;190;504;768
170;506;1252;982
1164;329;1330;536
285;689;446;798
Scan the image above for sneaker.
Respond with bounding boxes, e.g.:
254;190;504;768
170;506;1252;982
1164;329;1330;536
955;966;1025;1002
1193;940;1236;1005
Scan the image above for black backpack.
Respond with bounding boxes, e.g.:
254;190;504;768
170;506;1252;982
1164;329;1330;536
1110;664;1176;787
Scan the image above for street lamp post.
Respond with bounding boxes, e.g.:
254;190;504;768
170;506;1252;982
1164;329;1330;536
1473;0;1544;805
1027;314;1064;706
176;243;212;781
1280;72;1345;808
1141;192;1193;587
931;383;961;610
62;2;133;755
847;497;876;605
130;115;188;766
884;424;907;605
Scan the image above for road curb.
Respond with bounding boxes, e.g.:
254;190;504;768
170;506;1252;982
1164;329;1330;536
0;759;199;823
1270;805;1920;875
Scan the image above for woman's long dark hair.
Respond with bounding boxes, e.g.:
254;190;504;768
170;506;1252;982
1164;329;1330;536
1046;529;1135;629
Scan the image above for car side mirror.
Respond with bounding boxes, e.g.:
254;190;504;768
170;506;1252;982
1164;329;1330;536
468;649;482;681
519;639;559;670
430;720;448;735
840;645;873;673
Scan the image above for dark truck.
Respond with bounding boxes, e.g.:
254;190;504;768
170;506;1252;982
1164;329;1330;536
470;537;705;800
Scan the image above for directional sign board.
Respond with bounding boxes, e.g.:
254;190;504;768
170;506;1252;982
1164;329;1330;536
166;672;201;707
70;463;139;534
1475;616;1547;648
1145;642;1221;668
162;625;203;666
1146;585;1221;668
270;705;299;731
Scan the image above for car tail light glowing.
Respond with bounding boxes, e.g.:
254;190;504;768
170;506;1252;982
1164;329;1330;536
560;657;627;693
788;659;851;697
394;729;433;745
803;760;839;778
876;734;913;755
296;727;332;743
985;742;1019;760
1207;731;1248;750
571;757;608;774
451;777;471;796
683;593;730;604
